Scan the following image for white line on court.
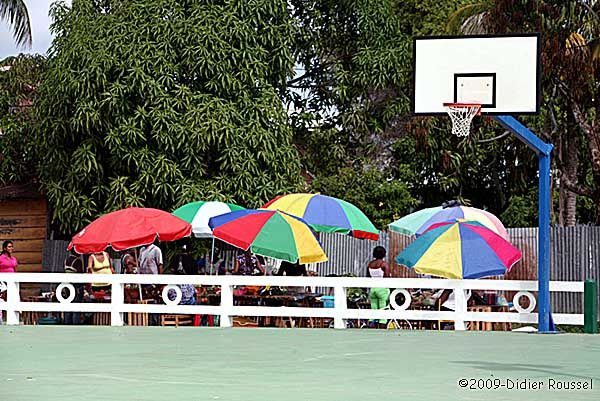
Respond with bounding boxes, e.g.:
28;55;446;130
303;351;376;362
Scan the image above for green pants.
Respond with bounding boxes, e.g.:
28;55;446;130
370;287;390;324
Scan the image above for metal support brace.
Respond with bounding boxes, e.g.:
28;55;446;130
494;115;555;333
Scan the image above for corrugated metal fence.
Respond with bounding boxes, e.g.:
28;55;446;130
39;226;600;316
317;226;600;315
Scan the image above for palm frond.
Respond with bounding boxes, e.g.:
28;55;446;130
446;2;493;35
566;31;589;56
589;38;600;64
0;0;32;49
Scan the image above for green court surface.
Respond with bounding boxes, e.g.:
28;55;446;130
2;326;599;401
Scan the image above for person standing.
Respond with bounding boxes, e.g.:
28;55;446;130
121;250;138;274
276;260;308;294
0;240;17;273
170;244;196;275
0;240;17;324
139;241;163;275
276;261;308;277
367;246;389;328
139;241;163;325
233;250;264;276
87;251;114;292
63;251;84;324
233;250;264;296
167;264;197;305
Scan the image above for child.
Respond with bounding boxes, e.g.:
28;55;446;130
367;246;389;328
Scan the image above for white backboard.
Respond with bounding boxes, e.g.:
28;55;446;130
413;34;540;115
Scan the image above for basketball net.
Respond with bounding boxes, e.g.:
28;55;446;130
443;103;481;137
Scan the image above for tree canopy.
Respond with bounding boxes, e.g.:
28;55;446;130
0;54;46;184
32;0;301;234
3;0;600;235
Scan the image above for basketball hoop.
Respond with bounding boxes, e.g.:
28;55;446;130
443;103;481;137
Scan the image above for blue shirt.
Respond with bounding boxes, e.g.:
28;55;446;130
168;284;197;305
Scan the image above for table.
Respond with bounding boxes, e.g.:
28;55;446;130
197;292;324;327
21;295;55;325
87;292;112;325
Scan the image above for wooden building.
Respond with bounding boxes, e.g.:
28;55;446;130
0;183;47;273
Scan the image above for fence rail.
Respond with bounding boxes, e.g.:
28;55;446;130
0;273;584;330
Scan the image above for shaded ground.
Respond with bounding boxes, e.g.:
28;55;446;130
1;326;599;401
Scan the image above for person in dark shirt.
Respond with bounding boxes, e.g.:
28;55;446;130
171;245;197;275
276;261;308;294
63;252;85;324
276;261;308;276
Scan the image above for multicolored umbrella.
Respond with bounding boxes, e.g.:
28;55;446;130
389;205;508;240
68;207;192;254
262;193;379;240
208;209;327;264
395;220;521;279
172;201;245;238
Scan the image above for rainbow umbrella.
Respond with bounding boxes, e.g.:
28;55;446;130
262;193;379;240
389;205;508;240
395;220;521;279
172;201;245;238
208;209;328;264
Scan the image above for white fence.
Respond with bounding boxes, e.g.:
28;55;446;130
0;273;584;330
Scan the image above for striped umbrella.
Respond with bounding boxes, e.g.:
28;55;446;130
262;193;379;240
208;209;327;264
172;201;245;238
395;220;521;279
389;205;508;240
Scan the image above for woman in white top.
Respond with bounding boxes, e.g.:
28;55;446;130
367;246;389;328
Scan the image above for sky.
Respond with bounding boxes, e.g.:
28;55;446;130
0;0;69;58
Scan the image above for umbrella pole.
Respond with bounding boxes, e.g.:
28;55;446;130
134;247;142;301
210;237;215;275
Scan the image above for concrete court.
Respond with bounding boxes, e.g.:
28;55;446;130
1;326;599;401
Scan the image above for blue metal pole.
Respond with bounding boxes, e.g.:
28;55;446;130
493;115;554;333
538;153;553;333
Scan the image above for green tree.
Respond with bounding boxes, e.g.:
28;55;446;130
288;0;442;225
34;0;301;234
0;0;32;48
311;167;416;229
0;54;46;184
288;1;527;227
448;0;600;225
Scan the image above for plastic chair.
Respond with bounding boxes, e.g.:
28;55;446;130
127;300;150;326
160;314;194;327
437;301;454;330
467;305;493;331
92;312;111;326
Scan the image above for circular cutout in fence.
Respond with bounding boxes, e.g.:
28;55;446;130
389;289;411;311
162;285;182;305
56;283;76;303
513;291;536;313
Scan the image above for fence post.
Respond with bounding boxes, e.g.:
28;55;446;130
584;279;598;334
333;285;347;329
220;281;233;327
111;280;124;327
5;279;20;325
454;282;467;331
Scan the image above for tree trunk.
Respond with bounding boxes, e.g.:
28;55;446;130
563;114;578;226
570;102;600;224
557;135;565;226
